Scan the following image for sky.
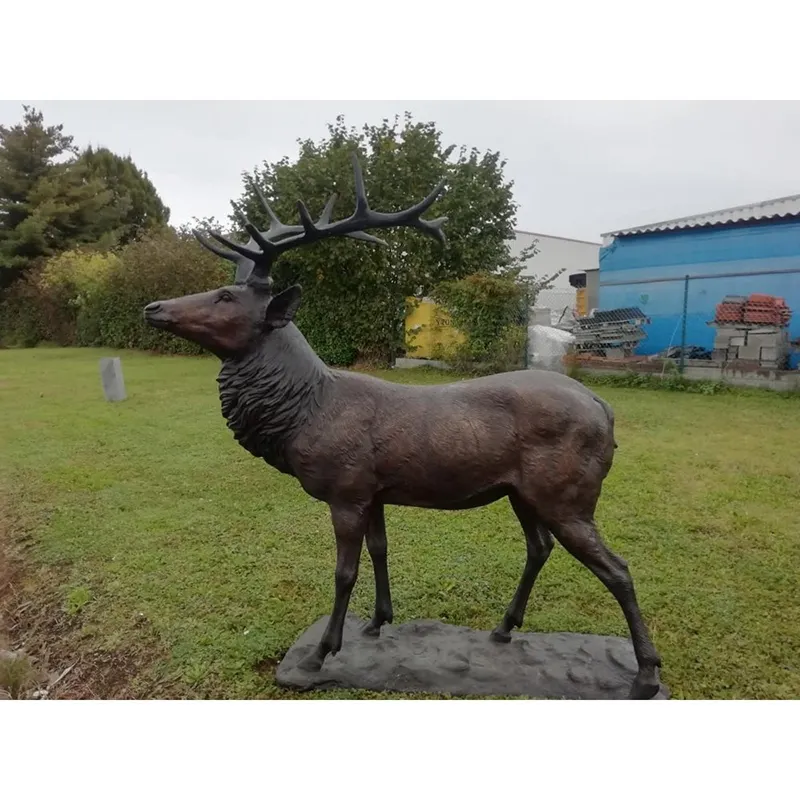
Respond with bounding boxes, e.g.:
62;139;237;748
2;100;799;243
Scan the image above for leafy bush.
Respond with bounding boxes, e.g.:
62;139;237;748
430;272;530;373
39;249;118;299
0;232;227;353
0;263;90;348
80;229;230;354
293;299;360;366
0;273;52;347
40;249;120;345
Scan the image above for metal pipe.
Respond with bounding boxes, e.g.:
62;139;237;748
678;275;690;374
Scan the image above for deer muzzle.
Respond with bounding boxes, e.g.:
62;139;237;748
143;300;174;329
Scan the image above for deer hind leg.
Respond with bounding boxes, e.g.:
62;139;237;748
490;494;554;644
297;504;367;673
362;503;393;638
550;516;662;700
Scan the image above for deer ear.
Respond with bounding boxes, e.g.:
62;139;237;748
264;285;302;329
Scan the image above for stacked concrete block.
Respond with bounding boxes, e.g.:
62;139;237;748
748;328;790;368
711;293;792;369
712;325;789;368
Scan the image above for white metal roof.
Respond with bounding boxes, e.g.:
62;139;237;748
514;228;602;246
603;193;800;238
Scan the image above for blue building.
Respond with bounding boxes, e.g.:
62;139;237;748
598;195;800;368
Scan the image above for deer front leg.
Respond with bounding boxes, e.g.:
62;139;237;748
363;503;393;638
297;504;367;673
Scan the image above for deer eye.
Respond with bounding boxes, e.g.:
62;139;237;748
217;291;235;303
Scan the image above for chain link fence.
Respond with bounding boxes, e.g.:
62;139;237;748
403;296;531;373
402;287;579;374
527;271;800;374
456;286;578;373
533;287;579;327
402;273;800;377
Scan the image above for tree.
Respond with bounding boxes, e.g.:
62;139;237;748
24;158;118;249
0;106;80;285
80;146;170;244
229;113;532;366
0;106;169;289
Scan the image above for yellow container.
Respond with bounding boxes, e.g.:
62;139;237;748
405;298;464;359
575;287;588;318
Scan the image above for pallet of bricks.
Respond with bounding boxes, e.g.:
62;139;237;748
711;294;792;369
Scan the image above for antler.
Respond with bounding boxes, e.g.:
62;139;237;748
193;153;448;287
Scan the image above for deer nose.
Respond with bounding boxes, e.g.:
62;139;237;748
144;301;162;315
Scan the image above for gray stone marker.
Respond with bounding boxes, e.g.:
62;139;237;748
275;614;669;699
99;357;126;402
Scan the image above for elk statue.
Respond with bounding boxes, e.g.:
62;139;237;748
143;153;662;699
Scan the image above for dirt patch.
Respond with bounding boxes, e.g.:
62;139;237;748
254;655;282;675
0;508;59;699
0;494;178;700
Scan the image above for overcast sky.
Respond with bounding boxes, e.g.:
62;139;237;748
3;100;799;242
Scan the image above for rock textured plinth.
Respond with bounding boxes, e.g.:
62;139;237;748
275;614;669;699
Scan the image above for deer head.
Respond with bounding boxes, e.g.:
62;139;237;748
143;154;448;359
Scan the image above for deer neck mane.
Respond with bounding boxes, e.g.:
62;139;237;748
217;323;331;473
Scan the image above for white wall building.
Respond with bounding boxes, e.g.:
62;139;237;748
509;229;601;323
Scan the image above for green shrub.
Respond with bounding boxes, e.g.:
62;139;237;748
39;249;118;299
1;250;119;347
289;280;365;367
0;274;47;347
431;272;529;373
42;249;121;346
82;228;230;354
576;369;733;395
0;267;79;347
1;232;229;354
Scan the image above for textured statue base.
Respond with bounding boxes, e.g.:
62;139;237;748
275;614;669;699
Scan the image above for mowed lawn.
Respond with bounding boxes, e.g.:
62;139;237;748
1;347;799;699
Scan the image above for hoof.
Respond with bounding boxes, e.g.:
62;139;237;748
297;650;325;673
628;673;660;700
490;628;512;644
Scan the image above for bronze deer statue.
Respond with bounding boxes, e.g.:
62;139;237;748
143;153;662;699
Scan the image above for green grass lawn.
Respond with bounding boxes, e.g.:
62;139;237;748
2;347;799;699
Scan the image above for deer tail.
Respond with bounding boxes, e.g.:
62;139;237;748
593;396;618;449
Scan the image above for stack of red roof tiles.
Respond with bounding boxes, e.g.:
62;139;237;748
714;294;791;327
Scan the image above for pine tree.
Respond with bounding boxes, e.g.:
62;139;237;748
0;106;170;289
80;146;170;244
0;106;78;284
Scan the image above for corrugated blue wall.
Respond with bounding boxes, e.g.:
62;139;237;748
598;219;800;365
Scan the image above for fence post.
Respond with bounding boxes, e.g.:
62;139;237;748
678;274;690;374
